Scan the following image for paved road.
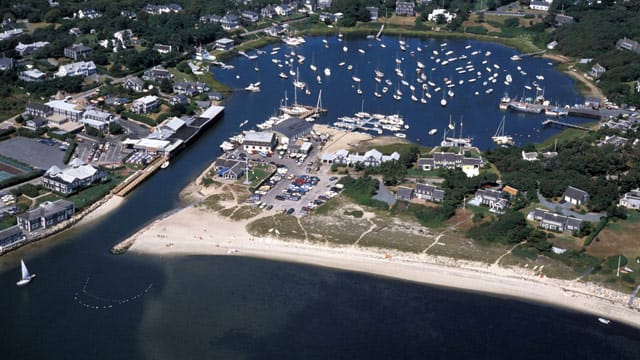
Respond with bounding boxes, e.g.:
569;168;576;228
536;190;605;222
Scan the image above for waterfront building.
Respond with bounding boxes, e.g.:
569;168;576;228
416;152;484;177
0;226;25;251
214;158;245;180
43;159;107;194
527;208;583;233
64;43;93;60
214;38;235;51
17;200;75;233
271;118;313;146
243;131;276;153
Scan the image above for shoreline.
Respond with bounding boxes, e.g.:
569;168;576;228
124;203;640;329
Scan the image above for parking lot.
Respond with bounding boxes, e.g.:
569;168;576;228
74;137;126;165
0;137;65;169
240;146;342;217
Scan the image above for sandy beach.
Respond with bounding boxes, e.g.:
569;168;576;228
126;203;640;328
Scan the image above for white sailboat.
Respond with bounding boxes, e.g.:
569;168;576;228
440;88;447;107
16;259;36;286
491;115;514;146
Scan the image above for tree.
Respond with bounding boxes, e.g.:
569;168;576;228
108;122;123;135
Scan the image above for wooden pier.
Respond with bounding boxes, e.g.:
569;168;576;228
541;119;591;131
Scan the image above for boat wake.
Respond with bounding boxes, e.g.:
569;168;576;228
73;277;153;310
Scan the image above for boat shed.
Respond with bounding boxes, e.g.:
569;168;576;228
243;131;276;153
271;118;313;146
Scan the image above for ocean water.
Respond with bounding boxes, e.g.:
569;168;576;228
0;37;639;359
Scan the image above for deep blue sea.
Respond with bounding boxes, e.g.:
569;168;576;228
0;36;639;359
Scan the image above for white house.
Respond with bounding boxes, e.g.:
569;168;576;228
55;61;96;78
428;9;456;23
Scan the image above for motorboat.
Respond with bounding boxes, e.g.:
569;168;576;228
428;129;438;136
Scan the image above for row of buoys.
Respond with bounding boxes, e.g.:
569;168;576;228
74;277;153;309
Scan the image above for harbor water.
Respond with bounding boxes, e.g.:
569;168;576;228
1;37;639;359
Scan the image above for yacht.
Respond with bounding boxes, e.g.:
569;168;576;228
245;82;261;92
428;129;438;136
324;67;331;76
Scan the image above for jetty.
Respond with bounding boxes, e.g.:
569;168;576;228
542;119;591;131
111;156;167;197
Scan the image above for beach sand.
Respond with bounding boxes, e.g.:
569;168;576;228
126;203;640;328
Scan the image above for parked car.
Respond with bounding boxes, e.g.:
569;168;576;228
286;208;295;215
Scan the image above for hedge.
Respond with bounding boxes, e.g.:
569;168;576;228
63;140;77;164
0;169;45;189
121;111;156;127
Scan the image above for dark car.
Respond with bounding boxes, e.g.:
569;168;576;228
266;204;273;210
286;208;295;215
275;195;286;201
329;176;339;181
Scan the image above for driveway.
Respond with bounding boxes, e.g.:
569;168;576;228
536;191;605;222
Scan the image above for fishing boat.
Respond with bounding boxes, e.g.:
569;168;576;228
16;259;36;287
492;116;514;146
282;36;305;46
428;129;438;136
